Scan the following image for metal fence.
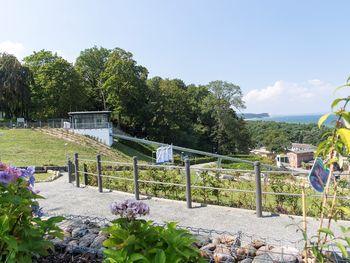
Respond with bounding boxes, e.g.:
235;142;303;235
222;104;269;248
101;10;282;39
0;119;69;129
67;154;350;219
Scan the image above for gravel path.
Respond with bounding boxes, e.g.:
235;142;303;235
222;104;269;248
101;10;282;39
38;174;350;245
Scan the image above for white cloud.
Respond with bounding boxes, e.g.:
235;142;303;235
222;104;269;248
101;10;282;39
243;79;341;115
0;41;25;58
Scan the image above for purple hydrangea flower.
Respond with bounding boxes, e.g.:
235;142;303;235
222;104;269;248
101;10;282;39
110;199;150;220
32;205;44;217
0;171;16;184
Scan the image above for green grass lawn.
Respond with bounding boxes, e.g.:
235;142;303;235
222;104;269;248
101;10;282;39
0;129;128;166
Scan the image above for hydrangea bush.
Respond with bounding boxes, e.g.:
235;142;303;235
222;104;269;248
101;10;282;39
0;163;64;263
103;199;205;263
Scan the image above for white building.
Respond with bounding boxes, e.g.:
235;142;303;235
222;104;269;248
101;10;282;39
68;111;114;146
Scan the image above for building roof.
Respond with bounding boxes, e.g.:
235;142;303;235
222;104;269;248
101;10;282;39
68;111;111;115
291;143;317;150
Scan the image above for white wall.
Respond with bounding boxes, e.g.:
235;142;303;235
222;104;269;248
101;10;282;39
71;128;113;146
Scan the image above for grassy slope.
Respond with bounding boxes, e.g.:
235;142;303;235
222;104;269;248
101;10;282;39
112;141;153;162
0;129;129;166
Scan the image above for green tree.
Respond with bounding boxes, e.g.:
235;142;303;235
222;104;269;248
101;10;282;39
23;50;87;119
102;48;148;130
75;46;111;110
145;77;193;146
263;130;290;152
0;53;32;118
206;80;249;154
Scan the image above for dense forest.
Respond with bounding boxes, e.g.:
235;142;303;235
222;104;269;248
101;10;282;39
0;46;328;154
246;121;331;152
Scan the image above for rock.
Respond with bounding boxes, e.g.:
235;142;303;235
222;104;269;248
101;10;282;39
251;239;265;249
252;253;274;263
213;253;235;263
71;227;89;238
256;245;274;256
233;247;246;261
268;246;301;263
212;237;221;245
243;244;257;257
200;249;212;260
220;234;236;246
79;233;97;247
240;259;253;263
90;234;107;249
66;240;79;253
221;175;235;181
214;244;230;255
201;243;216;251
193;234;211;248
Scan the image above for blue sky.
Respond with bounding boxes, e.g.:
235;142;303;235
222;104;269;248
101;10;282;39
1;0;349;115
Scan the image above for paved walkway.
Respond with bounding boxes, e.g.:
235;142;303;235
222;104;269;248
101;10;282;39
38;175;350;245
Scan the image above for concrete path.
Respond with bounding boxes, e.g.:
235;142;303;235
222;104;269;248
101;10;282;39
37;175;350;246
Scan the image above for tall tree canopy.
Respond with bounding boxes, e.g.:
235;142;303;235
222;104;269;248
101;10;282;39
0;53;32;118
102;48;148;129
23;50;87;119
75;46;111;110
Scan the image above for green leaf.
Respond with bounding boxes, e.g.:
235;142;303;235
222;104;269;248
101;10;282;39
345;237;350;247
318;228;335;237
335;242;348;259
153;250;166;263
331;98;345;109
338;128;350;151
318;113;332;128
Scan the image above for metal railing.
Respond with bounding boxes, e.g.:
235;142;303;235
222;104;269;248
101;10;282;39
67;154;350;219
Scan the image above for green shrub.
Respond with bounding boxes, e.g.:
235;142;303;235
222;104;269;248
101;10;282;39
103;200;205;263
0;164;63;262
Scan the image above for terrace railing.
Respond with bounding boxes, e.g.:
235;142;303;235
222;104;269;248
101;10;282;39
67;154;350;219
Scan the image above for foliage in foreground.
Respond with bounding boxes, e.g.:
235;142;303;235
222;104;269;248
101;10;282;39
103;199;205;263
302;78;350;262
0;163;64;263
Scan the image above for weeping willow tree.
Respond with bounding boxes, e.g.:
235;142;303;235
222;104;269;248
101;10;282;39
0;53;32;119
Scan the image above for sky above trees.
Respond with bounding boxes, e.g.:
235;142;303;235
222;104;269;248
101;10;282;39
0;0;349;114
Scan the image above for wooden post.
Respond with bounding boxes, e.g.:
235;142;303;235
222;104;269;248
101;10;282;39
97;154;102;192
67;158;72;183
133;156;140;200
74;153;80;187
83;163;88;186
185;159;192;208
254;161;263;217
302;184;308;260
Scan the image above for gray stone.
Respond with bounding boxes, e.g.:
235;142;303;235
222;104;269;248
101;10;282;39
213;253;236;263
220;234;236;246
79;233;97;247
71;227;89;238
268;246;301;263
201;243;216;252
221;175;235;181
90;234;107;249
214;244;231;255
243;244;257;257
66;239;79;253
251;239;265;249
240;259;253;263
193;234;211;247
256;245;274;256
252;253;273;263
233;247;246;261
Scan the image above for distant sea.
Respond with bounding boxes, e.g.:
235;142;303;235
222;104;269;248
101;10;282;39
246;114;336;126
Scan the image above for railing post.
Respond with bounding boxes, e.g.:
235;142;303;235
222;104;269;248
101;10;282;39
97;154;103;192
83;163;88;186
185;159;192;208
133;156;140;200
67;158;72;183
74;153;80;187
254;161;263;217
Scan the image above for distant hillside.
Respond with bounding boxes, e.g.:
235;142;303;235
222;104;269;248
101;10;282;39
239;113;269;119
